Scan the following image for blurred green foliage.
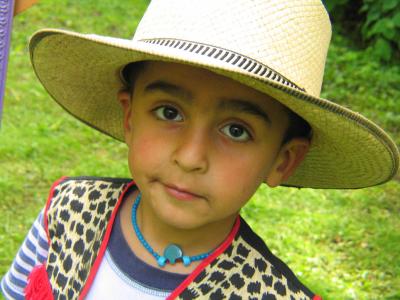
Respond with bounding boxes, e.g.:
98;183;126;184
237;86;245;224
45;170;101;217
326;0;400;62
322;34;400;146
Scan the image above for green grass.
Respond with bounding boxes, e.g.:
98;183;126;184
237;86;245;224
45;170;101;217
1;1;399;299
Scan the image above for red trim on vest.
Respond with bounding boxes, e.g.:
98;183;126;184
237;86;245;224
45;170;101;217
79;180;136;300
313;296;323;300
167;216;241;300
43;176;67;245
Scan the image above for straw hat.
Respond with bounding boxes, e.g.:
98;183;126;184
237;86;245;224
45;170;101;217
29;0;399;189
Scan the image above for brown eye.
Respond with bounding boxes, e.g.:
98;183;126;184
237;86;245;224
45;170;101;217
154;105;183;121
220;124;251;142
229;125;244;137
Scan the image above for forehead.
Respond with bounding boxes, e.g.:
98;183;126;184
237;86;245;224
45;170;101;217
134;61;289;125
136;61;272;100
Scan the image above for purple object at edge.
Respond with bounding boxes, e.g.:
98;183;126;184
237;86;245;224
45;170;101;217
0;0;14;127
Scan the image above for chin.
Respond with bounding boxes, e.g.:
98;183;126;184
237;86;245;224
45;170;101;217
154;204;208;230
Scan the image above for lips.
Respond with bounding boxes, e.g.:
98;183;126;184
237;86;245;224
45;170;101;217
162;182;203;201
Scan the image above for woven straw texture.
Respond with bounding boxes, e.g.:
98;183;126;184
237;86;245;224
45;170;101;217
29;0;399;189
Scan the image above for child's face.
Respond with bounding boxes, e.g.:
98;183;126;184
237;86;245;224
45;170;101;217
120;61;305;230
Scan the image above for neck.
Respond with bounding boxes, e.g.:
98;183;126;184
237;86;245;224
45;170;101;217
120;189;238;273
137;193;238;256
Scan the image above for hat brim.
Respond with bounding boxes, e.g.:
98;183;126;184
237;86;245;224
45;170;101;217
29;29;399;189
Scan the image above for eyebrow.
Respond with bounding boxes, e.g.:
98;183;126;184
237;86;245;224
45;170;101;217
218;98;271;126
144;80;193;102
144;80;271;125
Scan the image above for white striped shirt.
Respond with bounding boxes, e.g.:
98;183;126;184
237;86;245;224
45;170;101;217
1;210;48;300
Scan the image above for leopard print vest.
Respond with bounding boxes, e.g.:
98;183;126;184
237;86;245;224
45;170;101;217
42;177;320;300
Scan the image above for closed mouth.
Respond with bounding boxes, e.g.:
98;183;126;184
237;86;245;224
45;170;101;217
162;182;204;200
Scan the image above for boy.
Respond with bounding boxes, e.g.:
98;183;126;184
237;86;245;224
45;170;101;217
2;0;398;299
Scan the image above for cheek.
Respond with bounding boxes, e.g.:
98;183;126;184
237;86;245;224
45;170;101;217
213;151;273;195
133;136;155;156
128;129;170;171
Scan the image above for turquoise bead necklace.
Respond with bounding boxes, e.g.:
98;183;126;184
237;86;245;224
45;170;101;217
131;192;212;267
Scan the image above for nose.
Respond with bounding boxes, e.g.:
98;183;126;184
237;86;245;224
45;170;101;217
172;125;210;173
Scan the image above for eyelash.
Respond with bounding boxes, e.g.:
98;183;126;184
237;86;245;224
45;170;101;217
152;104;253;142
220;122;253;142
152;104;184;122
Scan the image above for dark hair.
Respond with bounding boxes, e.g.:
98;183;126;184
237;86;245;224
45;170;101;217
281;108;312;145
121;61;148;95
121;61;312;144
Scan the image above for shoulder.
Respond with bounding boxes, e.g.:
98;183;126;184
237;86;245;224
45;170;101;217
183;217;319;299
48;176;133;207
51;176;132;195
232;217;318;299
44;176;134;237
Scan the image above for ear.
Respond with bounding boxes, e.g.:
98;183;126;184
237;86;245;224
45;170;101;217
265;138;310;187
118;90;133;140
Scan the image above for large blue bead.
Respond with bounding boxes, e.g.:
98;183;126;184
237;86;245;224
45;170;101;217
164;244;183;264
